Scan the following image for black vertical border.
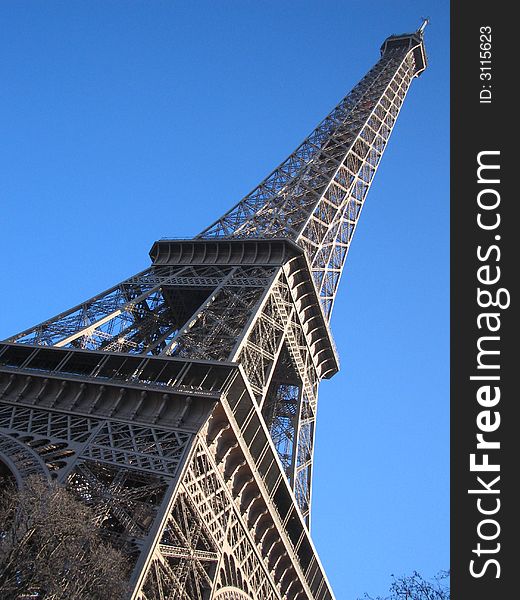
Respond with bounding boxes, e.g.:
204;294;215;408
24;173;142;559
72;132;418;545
451;2;515;599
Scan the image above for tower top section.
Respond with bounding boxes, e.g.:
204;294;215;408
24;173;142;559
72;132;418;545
195;25;427;320
380;21;428;76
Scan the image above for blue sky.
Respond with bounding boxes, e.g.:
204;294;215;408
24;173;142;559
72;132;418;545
0;2;449;598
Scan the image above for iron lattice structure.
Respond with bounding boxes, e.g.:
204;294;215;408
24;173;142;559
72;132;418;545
1;25;427;600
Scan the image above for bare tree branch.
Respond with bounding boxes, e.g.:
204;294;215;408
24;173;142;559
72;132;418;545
360;570;450;600
0;476;129;600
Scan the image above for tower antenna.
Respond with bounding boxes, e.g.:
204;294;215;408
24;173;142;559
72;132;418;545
419;16;430;34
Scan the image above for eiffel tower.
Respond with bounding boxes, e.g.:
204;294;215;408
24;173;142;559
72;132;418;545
0;22;427;600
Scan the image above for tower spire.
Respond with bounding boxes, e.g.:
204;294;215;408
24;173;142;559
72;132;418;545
418;17;430;34
199;28;427;319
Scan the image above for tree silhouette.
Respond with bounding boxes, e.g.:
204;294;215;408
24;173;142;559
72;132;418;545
360;570;450;600
0;476;129;599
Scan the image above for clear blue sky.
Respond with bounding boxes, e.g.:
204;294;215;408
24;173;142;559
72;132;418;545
0;2;449;598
